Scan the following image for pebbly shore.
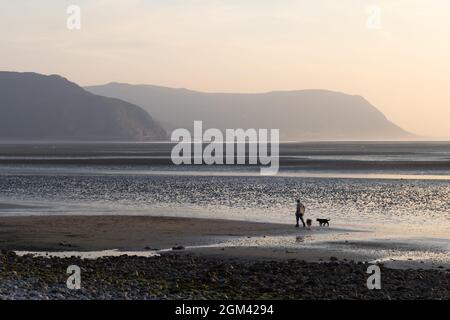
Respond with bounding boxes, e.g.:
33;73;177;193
1;250;449;300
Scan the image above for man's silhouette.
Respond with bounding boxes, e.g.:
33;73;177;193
295;199;306;228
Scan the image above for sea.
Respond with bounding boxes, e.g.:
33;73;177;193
0;141;449;266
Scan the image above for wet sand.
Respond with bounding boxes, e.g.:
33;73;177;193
0;215;299;251
1;212;448;269
1;214;449;300
0;213;375;264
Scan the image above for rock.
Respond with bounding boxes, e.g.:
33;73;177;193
1;251;449;300
7;251;17;257
329;257;338;262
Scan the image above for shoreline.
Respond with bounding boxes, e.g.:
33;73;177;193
1;251;449;300
1;214;448;269
0;215;300;252
1;214;449;300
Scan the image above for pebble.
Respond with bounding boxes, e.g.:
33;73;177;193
1;251;449;300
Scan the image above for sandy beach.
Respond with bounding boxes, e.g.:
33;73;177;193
0;208;449;299
0;214;298;251
0;211;449;266
0;210;380;261
0;213;363;262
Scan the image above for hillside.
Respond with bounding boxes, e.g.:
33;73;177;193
86;83;413;141
0;72;167;141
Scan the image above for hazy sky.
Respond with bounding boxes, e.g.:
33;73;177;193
1;0;450;137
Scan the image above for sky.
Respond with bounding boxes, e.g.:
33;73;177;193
1;0;450;138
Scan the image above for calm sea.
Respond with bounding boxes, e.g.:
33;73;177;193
0;141;449;263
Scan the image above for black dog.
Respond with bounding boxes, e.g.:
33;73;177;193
316;218;330;227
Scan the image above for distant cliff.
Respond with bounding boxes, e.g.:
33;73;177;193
87;83;414;141
0;72;167;141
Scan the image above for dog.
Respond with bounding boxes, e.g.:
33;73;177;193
316;218;330;227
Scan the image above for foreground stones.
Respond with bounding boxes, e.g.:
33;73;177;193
0;251;448;300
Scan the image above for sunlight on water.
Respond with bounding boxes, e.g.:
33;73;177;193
0;174;449;233
1;142;449;267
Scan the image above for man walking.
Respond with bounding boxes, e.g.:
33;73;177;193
295;199;306;228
